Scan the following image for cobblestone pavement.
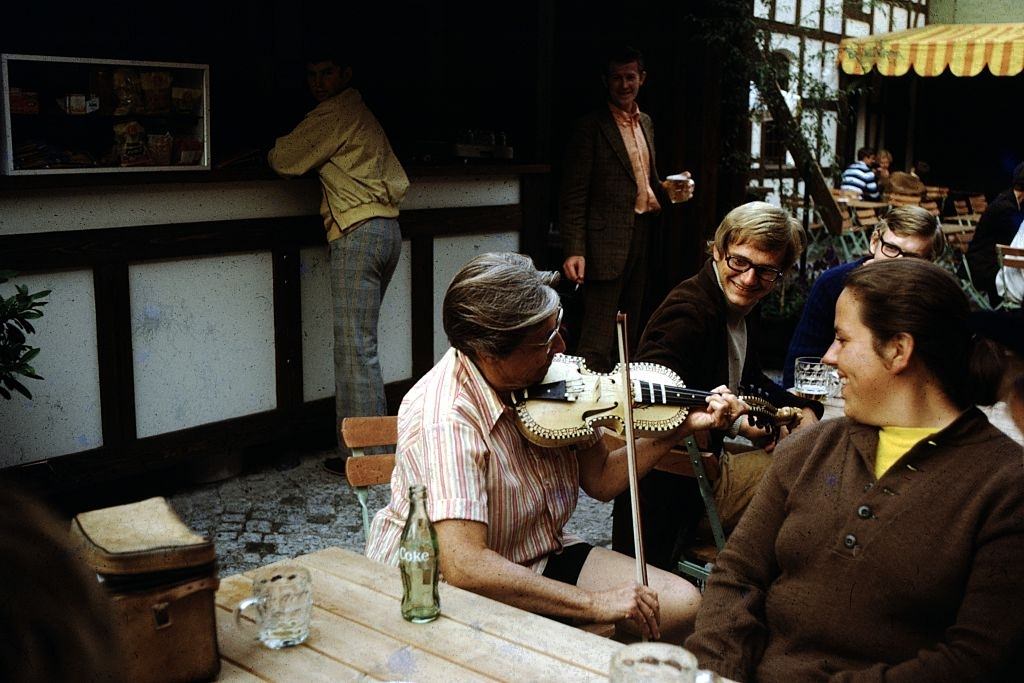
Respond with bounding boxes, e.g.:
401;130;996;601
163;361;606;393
169;448;614;577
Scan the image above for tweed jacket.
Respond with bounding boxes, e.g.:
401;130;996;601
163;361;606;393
559;106;662;281
687;411;1024;683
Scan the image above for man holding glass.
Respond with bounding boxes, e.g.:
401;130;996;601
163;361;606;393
559;45;694;373
782;205;943;388
612;202;823;570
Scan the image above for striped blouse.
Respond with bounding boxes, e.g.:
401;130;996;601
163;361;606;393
365;348;581;572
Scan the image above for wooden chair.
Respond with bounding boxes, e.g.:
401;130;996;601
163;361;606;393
969;194;988;215
920;200;941;217
602;430;726;589
997;244;1024;309
887;192;921;207
341;416;397;543
941;223;975;255
952;198;970;216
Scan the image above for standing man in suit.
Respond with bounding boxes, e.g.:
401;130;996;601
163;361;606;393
559;46;694;372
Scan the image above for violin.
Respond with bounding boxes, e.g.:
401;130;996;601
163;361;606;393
511;353;801;447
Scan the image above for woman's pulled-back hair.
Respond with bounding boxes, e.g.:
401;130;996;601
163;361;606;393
443;252;561;359
712;201;805;270
843;259;999;407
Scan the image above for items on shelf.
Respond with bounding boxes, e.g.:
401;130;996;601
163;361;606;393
8;88;39;114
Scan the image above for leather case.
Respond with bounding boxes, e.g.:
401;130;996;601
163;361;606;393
70;497;220;683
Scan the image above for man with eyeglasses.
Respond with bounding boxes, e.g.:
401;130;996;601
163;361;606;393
783;205;943;388
612;202;824;570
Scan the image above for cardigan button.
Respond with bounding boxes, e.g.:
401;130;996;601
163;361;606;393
843;533;857;549
857;505;872;519
862;482;873;492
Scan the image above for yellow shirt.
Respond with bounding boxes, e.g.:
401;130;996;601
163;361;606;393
608;103;660;215
875;426;936;478
269;88;409;241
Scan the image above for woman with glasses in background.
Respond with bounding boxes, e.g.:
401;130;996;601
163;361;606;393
783;205;944;388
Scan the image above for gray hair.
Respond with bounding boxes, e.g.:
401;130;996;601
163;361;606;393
712;201;805;270
443;252;561;359
875;204;945;260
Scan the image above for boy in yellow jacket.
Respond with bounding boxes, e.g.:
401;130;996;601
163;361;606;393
270;51;409;472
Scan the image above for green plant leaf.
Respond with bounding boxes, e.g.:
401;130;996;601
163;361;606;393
9;377;32;400
29;290;51;300
22;347;40;363
0;386;10;400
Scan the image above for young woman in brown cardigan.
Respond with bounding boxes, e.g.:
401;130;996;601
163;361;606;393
686;259;1024;682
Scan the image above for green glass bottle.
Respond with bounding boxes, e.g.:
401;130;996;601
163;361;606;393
398;484;440;623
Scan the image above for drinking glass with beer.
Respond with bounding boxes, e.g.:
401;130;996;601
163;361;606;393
662;172;695;203
793;356;835;400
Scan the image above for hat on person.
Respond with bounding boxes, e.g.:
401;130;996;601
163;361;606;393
970;309;1024;358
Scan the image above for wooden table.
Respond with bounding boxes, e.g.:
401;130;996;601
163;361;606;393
215;547;622;681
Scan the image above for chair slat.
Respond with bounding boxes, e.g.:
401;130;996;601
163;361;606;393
341;416;398;449
345;453;396;487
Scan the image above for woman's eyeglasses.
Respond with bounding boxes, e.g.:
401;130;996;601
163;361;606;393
524;307;564;352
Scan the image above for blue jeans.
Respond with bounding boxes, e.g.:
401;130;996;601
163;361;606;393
329;217;402;455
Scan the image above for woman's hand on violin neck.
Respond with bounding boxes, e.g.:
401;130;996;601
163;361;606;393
683;385;746;434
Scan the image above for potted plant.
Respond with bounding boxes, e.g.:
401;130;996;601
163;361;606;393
0;271;49;400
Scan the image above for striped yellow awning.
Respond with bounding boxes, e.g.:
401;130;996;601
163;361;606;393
839;23;1024;77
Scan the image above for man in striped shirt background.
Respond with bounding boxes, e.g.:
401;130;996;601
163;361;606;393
840;147;882;201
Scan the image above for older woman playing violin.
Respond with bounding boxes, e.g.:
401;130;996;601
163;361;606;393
367;252;745;641
687;259;1024;682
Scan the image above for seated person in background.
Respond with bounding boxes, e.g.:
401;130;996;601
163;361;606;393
612;202;824;570
965;162;1024;306
995;218;1024;307
0;485;127;682
365;252;744;641
840;147;881;200
888;169;926;197
875;148;893;193
686;259;1024;682
783;205;943;387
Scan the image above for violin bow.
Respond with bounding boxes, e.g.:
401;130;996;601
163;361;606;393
615;313;649;597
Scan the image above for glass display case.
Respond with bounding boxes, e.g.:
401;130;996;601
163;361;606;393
1;53;209;175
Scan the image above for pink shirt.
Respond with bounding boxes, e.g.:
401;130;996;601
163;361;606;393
365;348;581;572
609;102;661;214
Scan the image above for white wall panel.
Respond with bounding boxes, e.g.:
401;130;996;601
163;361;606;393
823;0;844;34
775;0;797;25
431;232;520;360
299;241;412;403
0;270;102;466
130;253;276;437
800;0;821;29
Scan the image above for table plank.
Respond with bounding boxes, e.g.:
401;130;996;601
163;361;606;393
215;548;620;682
216;600;365;682
216;660;266;682
298;549;619;680
219;572;496;682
